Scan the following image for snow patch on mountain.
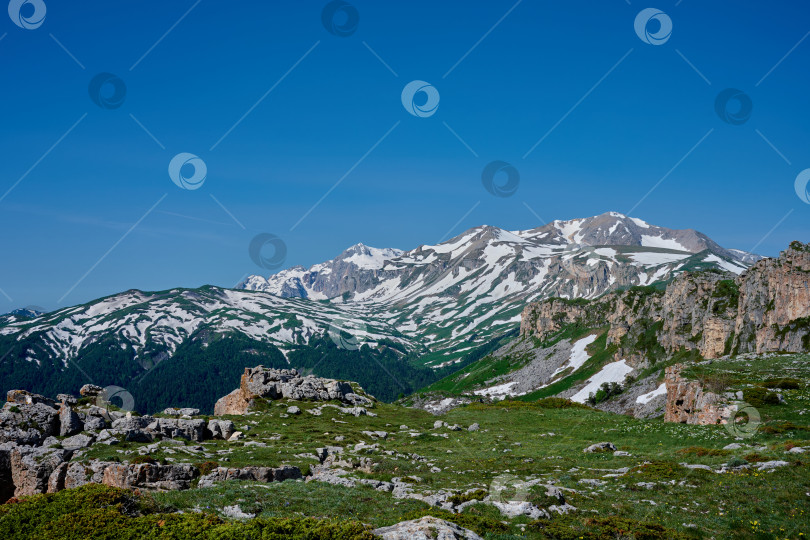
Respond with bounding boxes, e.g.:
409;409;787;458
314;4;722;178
570;360;634;403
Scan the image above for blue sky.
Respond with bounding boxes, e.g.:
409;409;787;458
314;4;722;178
1;0;808;310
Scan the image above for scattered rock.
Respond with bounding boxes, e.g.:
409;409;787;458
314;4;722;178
222;504;255;519
287;406;301;415
59;404;83;437
103;462;199;490
61;433;95;450
162;408;200;417
79;385;103;398
207;420;236;440
372;516;483;540
468;423;480;432
198;465;302;488
756;460;789;470
56;394;77;406
583;442;617;453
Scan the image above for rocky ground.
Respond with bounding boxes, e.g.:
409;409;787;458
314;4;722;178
1;358;808;538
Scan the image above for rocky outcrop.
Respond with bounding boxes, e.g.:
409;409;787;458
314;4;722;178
0;397;60;445
214;366;369;416
10;445;73;497
59;404;83;437
102;463;199;491
197;465;302;488
664;364;733;425
207;419;236;440
372;516;483;540
0;385;246;500
521;242;810;363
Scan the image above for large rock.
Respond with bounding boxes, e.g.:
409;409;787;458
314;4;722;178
162;407;200;417
207;419;236;440
10;446;72;497
214;367;359;416
664;364;734;425
102;463;198;491
373;516;483;540
79;384;103;397
198;465;302;488
59;404;83;437
213;389;250;416
146;418;206;442
0;401;60;445
6;390;56;407
111;416;154;442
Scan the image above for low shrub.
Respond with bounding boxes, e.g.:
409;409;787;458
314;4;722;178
762;377;801;390
726;457;748;468
676;447;731;457
743;387;780;407
0;484;375;539
446;489;487;505
759;422;810;435
528;514;688;539
194;461;219;476
627;461;684;481
743;453;768;463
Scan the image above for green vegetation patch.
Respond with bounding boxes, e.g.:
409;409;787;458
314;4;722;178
528;514;689;540
0;484;374;540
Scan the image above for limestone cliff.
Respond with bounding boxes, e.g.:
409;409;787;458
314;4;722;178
521;242;810;364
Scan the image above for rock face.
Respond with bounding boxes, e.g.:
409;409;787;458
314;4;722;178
521;242;810;363
664;364;733;425
0;399;60;445
10;446;73;497
372;516;483;540
214;366;365;416
59;404;83;437
102;463;199;491
198;465;302;488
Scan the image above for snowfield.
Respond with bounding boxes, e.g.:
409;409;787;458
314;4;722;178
570;360;634;404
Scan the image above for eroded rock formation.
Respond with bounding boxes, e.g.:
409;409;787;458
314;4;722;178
663;364;733;425
214;366;371;416
521;242;810;363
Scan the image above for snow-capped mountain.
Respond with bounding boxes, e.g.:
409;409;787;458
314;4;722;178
240;244;403;299
239;212;753;366
0;286;406;369
0;212;758;411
